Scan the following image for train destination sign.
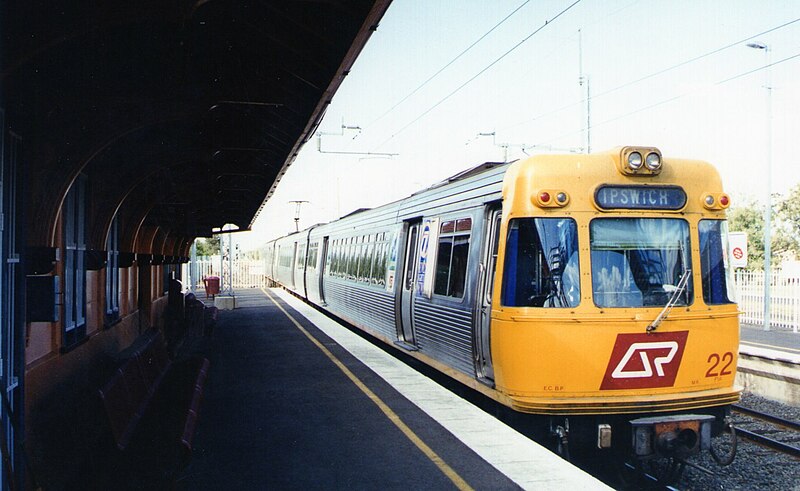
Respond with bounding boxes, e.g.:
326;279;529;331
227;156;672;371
595;185;686;210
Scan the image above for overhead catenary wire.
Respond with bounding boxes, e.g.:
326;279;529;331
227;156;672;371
372;0;583;152
365;0;532;131
537;51;800;149
500;17;800;133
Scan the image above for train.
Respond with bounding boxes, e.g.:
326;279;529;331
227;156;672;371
264;146;741;478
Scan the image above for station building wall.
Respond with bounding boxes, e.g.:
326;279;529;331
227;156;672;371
22;187;182;488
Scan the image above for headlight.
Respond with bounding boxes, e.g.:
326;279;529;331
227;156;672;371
617;147;663;176
628;152;643;170
645;152;662;170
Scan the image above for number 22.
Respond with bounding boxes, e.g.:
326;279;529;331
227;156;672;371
706;352;734;377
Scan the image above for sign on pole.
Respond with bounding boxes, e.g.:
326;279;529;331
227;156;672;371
729;231;747;269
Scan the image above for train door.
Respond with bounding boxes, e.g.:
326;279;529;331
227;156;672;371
398;221;420;347
319;236;329;305
475;206;501;382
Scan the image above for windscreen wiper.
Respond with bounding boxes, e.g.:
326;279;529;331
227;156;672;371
647;269;691;333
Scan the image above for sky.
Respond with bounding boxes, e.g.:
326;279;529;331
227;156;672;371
232;0;800;251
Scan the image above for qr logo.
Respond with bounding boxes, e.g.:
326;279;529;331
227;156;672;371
600;332;688;390
611;341;679;379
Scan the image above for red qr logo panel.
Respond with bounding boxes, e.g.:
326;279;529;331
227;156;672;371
600;331;689;390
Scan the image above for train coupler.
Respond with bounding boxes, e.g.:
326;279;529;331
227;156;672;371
630;414;715;459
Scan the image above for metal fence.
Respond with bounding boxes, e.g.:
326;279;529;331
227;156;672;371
181;257;268;293
735;270;800;332
181;258;797;332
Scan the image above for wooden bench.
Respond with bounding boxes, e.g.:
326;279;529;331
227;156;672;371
97;329;209;478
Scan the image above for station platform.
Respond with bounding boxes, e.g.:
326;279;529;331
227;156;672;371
737;322;800;407
176;288;608;490
740;323;800;359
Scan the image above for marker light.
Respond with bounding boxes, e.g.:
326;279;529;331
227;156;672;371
703;193;730;210
628;152;643;170
535;190;569;207
645;152;662;171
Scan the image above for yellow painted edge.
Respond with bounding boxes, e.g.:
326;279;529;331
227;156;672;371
261;288;474;491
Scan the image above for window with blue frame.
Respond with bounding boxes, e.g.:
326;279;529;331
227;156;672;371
1;114;25;489
698;220;736;305
501;218;580;308
63;174;88;349
105;215;120;325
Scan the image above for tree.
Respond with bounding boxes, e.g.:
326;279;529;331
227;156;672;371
728;195;796;270
195;236;220;256
776;184;800;258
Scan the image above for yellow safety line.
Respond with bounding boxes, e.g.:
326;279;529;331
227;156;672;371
262;288;474;491
741;340;800;354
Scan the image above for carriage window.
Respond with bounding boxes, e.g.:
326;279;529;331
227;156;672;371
434;218;471;298
699;220;736;304
501;218;580;307
404;226;418;290
297;244;306;269
590;218;692;308
324;234;389;286
325;241;334;276
373;242;387;286
307;242;319;272
279;245;294;268
359;241;374;282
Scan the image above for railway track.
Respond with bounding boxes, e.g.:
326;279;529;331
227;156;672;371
732;404;800;458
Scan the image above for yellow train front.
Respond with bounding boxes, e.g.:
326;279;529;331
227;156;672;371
490;147;740;463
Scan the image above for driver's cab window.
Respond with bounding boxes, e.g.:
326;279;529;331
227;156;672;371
501;218;580;308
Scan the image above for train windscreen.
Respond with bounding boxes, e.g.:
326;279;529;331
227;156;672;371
590;218;692;308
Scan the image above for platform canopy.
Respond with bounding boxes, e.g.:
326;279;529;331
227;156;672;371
3;0;391;255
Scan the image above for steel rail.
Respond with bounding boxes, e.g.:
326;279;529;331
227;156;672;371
732;404;800;432
734;427;800;458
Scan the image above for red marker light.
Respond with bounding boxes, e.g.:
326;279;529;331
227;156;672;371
720;195;730;206
539;192;551;203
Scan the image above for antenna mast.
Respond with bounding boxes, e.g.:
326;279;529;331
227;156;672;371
579;29;591;153
289;200;309;232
